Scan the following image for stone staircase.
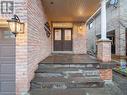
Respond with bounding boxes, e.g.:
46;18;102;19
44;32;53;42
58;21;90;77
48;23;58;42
30;63;104;92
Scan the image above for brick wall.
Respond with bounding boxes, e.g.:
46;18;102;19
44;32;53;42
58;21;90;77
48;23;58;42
0;0;51;95
73;24;87;54
27;0;51;90
119;0;127;56
17;0;52;94
15;0;28;94
99;69;112;80
16;0;52;94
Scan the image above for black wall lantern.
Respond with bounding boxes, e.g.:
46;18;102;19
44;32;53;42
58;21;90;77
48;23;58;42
44;22;51;38
7;15;25;37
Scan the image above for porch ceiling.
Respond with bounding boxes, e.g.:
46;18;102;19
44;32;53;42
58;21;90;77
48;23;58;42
42;0;100;22
0;19;8;28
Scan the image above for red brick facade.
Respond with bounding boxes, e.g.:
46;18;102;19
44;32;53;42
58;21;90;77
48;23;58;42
99;69;112;80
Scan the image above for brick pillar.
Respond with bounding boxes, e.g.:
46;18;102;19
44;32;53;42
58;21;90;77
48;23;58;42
97;39;112;81
97;0;113;81
97;39;112;62
99;69;112;80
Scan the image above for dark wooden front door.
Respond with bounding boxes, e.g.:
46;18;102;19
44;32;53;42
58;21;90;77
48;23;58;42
54;28;72;51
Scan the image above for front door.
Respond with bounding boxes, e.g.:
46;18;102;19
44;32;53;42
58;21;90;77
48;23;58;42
54;28;72;51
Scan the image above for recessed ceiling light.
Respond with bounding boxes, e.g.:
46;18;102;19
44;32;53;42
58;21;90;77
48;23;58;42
50;1;54;5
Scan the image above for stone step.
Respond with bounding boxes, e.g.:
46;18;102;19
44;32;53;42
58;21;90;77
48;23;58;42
35;63;100;78
36;67;98;73
35;72;100;78
31;63;104;91
31;80;104;89
31;77;104;89
31;77;102;83
30;88;87;95
30;88;112;95
39;63;100;69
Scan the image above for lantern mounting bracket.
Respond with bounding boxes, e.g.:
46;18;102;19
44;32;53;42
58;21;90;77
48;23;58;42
13;15;20;22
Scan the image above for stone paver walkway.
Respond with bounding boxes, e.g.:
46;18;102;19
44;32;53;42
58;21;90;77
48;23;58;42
113;71;127;95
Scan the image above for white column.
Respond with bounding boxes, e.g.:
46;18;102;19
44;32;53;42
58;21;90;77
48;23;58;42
101;0;107;40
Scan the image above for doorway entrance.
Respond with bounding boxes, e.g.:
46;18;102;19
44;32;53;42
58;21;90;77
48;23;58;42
53;28;72;51
107;30;115;54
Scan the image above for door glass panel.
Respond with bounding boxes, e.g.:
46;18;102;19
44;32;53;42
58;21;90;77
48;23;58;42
55;29;61;40
65;30;71;40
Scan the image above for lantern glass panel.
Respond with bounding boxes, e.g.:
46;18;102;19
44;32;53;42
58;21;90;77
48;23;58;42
9;21;16;32
16;22;21;32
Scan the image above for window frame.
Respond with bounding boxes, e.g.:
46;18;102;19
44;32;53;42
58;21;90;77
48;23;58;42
1;1;14;14
89;21;93;29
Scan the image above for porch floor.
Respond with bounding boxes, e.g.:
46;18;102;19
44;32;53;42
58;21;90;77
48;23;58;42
40;54;99;64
